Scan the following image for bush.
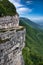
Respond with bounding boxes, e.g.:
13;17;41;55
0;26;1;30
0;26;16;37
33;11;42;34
0;0;17;17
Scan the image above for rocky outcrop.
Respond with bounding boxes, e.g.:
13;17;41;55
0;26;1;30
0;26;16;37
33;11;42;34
0;15;26;65
0;14;19;29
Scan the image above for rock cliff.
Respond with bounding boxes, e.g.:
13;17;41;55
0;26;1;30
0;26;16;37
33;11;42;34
0;0;26;65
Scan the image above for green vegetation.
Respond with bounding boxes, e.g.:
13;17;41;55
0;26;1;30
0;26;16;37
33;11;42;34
0;0;43;64
0;0;17;17
20;18;43;65
22;47;43;65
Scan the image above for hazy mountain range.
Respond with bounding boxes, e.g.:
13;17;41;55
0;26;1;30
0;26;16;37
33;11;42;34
20;17;43;30
37;21;43;28
0;0;43;65
20;17;43;65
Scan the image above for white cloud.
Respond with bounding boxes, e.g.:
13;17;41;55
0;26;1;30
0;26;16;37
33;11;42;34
9;0;23;8
26;1;32;4
13;0;20;3
31;17;43;21
17;7;32;12
17;7;32;15
27;16;43;22
9;0;20;3
13;2;23;8
9;0;32;16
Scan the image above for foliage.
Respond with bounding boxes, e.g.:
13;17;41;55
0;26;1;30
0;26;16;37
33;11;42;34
20;18;43;65
0;0;17;17
22;47;43;65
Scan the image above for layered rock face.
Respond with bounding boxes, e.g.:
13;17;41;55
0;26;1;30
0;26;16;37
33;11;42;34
0;14;19;29
0;15;26;65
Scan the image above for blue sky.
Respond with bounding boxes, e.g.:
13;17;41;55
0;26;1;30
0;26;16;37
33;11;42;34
9;0;43;22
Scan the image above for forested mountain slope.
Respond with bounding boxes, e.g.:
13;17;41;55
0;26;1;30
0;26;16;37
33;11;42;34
20;18;43;65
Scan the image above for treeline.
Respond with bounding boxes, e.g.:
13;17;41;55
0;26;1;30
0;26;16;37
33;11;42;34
22;47;43;65
19;19;43;65
0;0;17;17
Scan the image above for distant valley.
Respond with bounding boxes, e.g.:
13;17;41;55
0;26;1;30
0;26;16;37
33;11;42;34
37;21;43;29
20;17;43;65
34;21;43;29
20;17;43;30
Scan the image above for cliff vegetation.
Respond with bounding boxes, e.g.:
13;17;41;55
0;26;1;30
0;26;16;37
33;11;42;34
0;0;17;17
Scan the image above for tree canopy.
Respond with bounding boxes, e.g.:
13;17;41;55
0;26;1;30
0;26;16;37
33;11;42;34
0;0;17;17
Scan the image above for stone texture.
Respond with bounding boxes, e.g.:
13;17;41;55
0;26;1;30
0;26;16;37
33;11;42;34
0;15;26;65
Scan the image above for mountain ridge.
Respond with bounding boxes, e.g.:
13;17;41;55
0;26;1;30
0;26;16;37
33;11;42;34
19;17;43;65
20;17;43;30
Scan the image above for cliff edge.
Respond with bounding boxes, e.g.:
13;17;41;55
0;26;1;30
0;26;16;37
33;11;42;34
0;0;26;65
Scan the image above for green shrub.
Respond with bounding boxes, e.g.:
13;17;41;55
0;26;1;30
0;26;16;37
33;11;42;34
0;0;17;17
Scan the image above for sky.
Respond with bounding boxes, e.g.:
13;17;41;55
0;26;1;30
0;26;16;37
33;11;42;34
9;0;43;23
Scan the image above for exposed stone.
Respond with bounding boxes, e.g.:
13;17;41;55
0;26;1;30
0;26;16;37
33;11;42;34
0;15;26;65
